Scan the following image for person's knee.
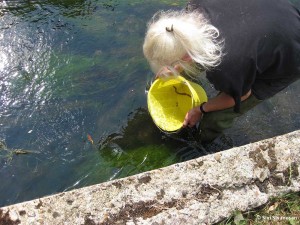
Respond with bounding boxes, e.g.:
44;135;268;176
199;110;237;143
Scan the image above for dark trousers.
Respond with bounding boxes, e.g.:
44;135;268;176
199;94;262;143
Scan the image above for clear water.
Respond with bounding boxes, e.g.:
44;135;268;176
0;0;299;207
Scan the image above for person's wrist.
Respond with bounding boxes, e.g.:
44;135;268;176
199;102;207;114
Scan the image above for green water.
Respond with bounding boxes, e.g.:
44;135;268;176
0;0;299;207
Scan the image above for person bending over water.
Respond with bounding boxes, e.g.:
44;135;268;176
143;0;300;143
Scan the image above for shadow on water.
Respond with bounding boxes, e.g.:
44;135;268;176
98;107;233;167
98;107;180;178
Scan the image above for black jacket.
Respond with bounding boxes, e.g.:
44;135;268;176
188;0;300;111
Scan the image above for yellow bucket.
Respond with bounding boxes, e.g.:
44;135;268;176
147;75;208;132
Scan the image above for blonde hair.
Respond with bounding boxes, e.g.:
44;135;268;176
143;10;223;77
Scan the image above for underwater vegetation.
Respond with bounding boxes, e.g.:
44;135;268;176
0;140;39;164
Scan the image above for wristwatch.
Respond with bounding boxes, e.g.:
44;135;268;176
199;102;207;114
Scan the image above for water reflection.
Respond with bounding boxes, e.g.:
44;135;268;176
0;0;103;206
0;0;96;17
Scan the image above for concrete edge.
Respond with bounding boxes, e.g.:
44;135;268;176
1;130;299;224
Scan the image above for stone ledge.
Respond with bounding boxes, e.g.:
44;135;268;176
1;130;299;225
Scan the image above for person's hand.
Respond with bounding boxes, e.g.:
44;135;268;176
155;66;173;79
183;106;203;128
155;54;192;79
155;64;184;79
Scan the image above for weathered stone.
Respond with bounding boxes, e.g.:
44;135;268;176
0;130;299;225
